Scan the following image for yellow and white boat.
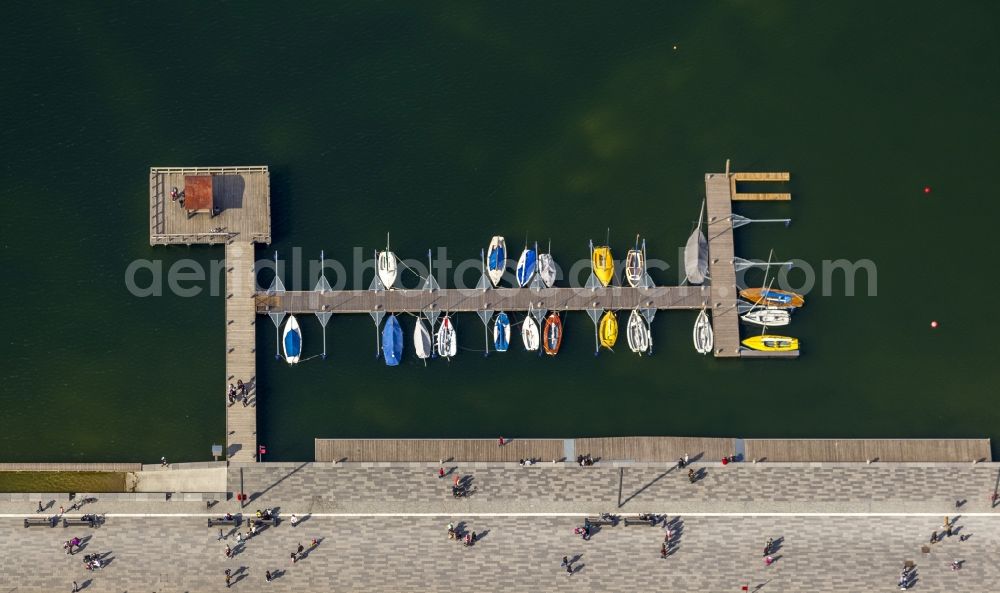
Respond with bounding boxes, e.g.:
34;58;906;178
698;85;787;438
741;334;799;352
599;310;618;349
592;245;614;287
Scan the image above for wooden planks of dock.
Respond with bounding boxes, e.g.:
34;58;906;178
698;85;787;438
576;437;734;462
258;285;710;315
704;173;742;357
149;166;271;245
315;439;566;463
225;242;258;463
744;439;992;463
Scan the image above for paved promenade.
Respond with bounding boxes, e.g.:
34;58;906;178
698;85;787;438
3;462;1000;592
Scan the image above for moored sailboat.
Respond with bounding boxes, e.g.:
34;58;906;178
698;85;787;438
741;308;791;327
626;309;651;354
376;233;398;289
537;241;557;288
414;317;432;359
516;247;537;288
592;245;614;287
521;314;540;351
599;310;618;350
543;312;562;356
625;235;644;288
436;314;458;358
487;236;506;287
742;334;799;352
382;315;403;366
693;308;713;355
493;312;511;352
282;315;302;364
684;201;708;285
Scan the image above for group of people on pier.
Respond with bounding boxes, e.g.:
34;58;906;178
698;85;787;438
228;379;250;407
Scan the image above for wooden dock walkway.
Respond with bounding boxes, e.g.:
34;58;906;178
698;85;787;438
744;439;992;463
704;173;742;357
225;242;258;463
315;437;991;463
149;166;271;462
258;285;710;314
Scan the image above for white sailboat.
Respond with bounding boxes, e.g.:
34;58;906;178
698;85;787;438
684;201;709;285
625;234;644;288
693;308;714;354
741;308;791;327
282;315;302;364
436;314;458;358
537;240;556;287
521;314;540;351
487;236;506;287
414;317;432;359
626;309;651;354
377;232;398;289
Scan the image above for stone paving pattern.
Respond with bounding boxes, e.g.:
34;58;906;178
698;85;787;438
4;515;998;592
229;462;1000;514
3;462;1000;591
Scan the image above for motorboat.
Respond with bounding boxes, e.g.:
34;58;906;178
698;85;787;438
487;236;506;287
436;315;457;358
599;311;618;350
741;308;791;327
521;314;540;351
282;315;302;364
739;287;804;309
376;233;398;289
515;247;537;288
742;334;799;352
626;309;651;354
693;308;714;355
493;312;511;352
414;317;433;359
592;245;614;287
684;201;708;285
543;312;562;356
382;315;403;366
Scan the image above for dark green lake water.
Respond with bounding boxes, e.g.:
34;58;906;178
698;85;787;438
2;2;999;462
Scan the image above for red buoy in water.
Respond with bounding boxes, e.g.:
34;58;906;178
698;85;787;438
930;320;939;328
923;186;932;194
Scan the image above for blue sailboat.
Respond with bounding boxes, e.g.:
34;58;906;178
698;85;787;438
493;312;511;352
282;315;302;364
487;236;506;287
516;247;537;288
382;315;403;366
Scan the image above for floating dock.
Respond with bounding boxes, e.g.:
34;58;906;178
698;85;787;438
149;162;797;463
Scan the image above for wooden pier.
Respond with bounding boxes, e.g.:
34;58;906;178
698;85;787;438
704;172;742;357
258;285;710;314
149;166;270;463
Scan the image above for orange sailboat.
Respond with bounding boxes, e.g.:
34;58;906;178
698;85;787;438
739;287;804;309
543;312;563;356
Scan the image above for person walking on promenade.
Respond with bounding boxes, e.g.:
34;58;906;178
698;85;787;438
72;582;79;593
37;500;43;513
225;544;232;558
161;456;168;467
291;551;297;564
236;531;243;544
297;542;304;558
218;528;225;541
764;555;775;566
930;531;938;544
265;570;273;582
661;542;668;558
439;467;445;479
225;569;232;588
561;556;569;569
498;436;506;447
242;393;249;407
59;506;65;515
764;537;773;556
687;468;695;483
311;538;319;548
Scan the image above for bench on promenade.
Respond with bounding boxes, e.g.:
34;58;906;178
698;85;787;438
208;516;241;528
63;515;101;528
623;516;657;527
24;517;56;528
585;516;616;527
253;517;279;527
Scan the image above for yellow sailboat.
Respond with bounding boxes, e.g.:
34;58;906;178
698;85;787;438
599;310;618;349
741;334;799;352
592;245;614;287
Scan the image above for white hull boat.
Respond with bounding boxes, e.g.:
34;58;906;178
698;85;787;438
684;201;708;285
377;233;397;289
741;308;791;327
487;236;506;287
282;314;302;364
521;315;540;351
626;309;651;354
414;317;433;359
693;308;714;354
537;253;556;287
436;315;458;358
